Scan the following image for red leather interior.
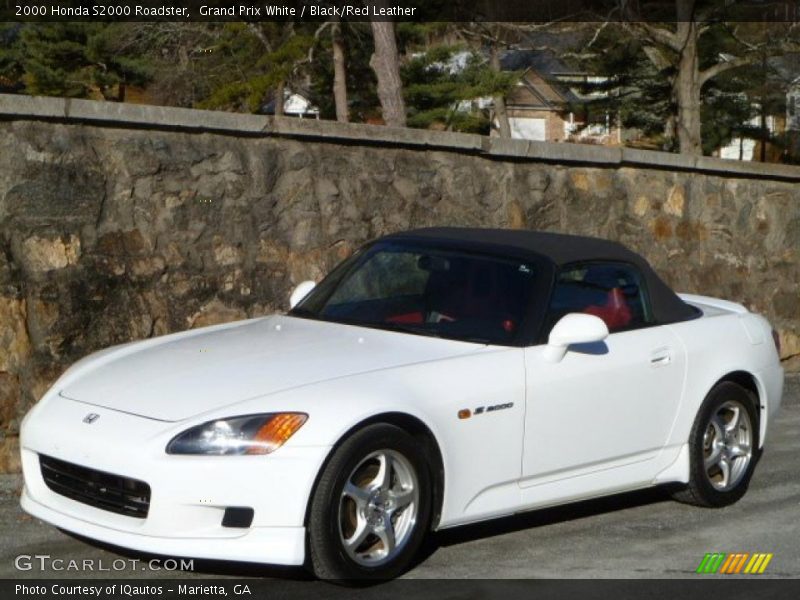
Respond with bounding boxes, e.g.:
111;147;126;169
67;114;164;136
584;287;632;331
385;311;424;324
437;271;517;333
385;265;518;333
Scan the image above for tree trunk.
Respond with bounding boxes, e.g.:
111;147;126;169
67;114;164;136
275;81;285;117
369;18;406;127
332;21;349;123
759;52;768;163
673;3;703;155
490;45;511;138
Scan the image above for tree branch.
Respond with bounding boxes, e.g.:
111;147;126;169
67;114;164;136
247;23;272;52
626;22;681;52
698;55;754;86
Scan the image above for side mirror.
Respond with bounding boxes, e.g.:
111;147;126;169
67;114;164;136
289;280;316;309
543;313;609;362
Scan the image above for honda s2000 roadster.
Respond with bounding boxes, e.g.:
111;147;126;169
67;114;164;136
20;228;784;579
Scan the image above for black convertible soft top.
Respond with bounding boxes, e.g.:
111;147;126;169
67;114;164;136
382;227;699;328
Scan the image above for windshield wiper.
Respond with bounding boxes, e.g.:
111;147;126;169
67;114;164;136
458;336;493;345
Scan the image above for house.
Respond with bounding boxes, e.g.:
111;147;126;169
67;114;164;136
787;76;800;131
716;111;782;162
416;44;620;144
261;88;320;119
716;54;800;162
428;46;619;144
494;49;622;145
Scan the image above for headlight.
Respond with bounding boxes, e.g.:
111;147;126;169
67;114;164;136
166;413;308;456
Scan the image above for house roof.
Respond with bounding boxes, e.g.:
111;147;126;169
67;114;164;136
501;50;582;106
521;29;586;57
500;49;581;77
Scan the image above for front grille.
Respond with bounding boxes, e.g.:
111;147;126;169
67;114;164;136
39;455;151;519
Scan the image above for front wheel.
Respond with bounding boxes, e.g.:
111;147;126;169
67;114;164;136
672;382;760;507
307;424;432;581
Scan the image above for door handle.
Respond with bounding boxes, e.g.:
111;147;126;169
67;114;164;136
650;348;672;366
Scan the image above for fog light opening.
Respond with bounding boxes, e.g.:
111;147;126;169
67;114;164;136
221;507;254;528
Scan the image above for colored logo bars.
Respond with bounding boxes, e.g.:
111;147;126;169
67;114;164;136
696;553;773;574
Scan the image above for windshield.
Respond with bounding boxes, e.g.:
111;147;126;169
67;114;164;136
290;242;537;345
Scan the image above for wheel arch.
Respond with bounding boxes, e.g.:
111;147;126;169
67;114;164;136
711;370;766;447
302;411;446;531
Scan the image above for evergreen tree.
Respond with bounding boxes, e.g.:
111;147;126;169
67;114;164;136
576;15;796;155
0;24;24;92
401;45;518;134
308;23;380;122
577;0;800;155
308;21;520;131
198;22;316;113
12;23;152;100
577;34;674;149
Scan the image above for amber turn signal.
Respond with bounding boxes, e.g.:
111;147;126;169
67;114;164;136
247;413;308;455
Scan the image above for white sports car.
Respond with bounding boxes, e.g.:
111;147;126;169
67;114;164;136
20;228;784;579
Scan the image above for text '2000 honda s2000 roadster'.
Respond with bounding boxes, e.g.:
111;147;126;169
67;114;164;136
20;228;784;579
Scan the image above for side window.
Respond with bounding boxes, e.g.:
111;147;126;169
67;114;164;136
547;263;652;334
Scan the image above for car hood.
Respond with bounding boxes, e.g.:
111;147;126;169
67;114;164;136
59;315;480;422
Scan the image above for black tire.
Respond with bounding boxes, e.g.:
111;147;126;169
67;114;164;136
307;423;433;581
672;381;760;507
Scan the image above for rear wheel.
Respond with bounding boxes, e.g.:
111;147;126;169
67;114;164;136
307;424;432;581
672;382;760;507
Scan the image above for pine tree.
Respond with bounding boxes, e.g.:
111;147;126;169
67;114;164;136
308;23;380;123
578;0;800;155
13;23;152;100
0;24;24;92
401;44;518;134
198;22;316;113
577;15;797;156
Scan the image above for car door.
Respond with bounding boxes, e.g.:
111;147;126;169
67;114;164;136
520;261;687;488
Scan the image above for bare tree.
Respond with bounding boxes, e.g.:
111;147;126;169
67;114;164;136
331;20;349;122
274;81;285;116
369;15;406;127
489;44;512;137
616;0;800;155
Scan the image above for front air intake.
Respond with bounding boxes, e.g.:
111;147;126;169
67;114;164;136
39;454;151;519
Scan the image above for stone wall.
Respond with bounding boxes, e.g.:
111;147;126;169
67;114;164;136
0;94;798;472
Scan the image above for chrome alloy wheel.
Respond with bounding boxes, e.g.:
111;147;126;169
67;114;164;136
703;400;753;491
338;449;419;566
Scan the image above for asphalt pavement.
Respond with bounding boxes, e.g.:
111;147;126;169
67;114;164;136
1;376;797;581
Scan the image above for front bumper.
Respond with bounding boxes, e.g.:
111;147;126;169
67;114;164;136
21;487;306;565
20;396;331;566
